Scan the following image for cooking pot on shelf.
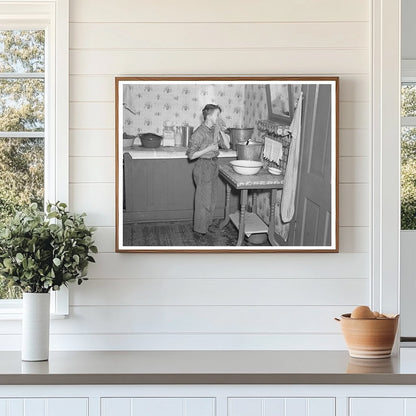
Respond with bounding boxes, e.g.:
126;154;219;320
228;128;254;150
139;133;163;148
236;142;263;161
123;133;137;148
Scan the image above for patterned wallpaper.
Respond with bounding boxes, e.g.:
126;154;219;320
243;84;268;140
123;83;248;136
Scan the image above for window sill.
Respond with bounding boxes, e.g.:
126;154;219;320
0;312;68;320
0;286;69;318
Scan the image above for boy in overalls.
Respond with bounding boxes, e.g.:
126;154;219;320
186;104;229;234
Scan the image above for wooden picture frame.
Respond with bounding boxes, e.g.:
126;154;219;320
115;76;339;253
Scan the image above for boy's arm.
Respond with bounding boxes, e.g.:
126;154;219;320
187;130;218;160
188;144;218;160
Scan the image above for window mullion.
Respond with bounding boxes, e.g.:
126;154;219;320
0;132;44;138
0;73;44;79
401;117;416;127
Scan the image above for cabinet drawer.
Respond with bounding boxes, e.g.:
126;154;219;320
101;397;215;416
349;398;416;416
228;397;335;416
0;398;88;416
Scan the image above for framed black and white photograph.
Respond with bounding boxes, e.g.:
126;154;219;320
115;77;339;253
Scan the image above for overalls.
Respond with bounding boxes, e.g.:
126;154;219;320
186;123;224;234
192;157;218;234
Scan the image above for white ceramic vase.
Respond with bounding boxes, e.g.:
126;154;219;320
22;292;50;361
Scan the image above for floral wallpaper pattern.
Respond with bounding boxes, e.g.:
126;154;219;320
243;84;268;140
123;83;247;136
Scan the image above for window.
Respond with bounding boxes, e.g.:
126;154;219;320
401;73;416;230
0;1;69;314
0;30;45;300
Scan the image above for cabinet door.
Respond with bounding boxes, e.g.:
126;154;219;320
101;397;215;416
228;398;335;416
350;398;416;416
0;398;88;416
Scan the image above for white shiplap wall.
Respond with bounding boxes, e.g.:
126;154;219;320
39;0;372;350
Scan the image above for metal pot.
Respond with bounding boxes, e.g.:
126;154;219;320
139;133;163;148
228;128;254;150
181;125;194;147
236;142;263;161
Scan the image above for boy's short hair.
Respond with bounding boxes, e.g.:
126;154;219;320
202;104;222;120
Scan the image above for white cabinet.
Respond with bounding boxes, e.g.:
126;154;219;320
228;398;335;416
0;398;88;416
101;397;215;416
350;398;416;416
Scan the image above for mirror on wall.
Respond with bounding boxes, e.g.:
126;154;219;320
265;84;294;124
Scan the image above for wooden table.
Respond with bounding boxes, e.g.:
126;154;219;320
218;162;284;246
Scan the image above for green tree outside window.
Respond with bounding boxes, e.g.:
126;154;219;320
0;30;45;298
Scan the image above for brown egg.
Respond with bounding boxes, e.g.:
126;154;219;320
351;305;376;319
373;311;380;318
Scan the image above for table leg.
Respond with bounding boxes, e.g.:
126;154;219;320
252;191;257;214
237;189;248;246
268;188;278;246
220;183;231;229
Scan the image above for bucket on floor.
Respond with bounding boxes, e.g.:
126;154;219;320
247;233;268;245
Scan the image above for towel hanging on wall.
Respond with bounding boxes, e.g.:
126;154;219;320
263;136;283;164
281;92;303;223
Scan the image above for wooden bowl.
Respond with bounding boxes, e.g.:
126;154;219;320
336;313;399;359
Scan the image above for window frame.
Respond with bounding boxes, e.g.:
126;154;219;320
401;60;416;235
0;0;69;317
401;61;416;127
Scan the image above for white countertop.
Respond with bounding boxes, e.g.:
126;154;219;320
124;146;237;160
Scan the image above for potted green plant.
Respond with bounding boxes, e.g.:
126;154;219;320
0;202;97;361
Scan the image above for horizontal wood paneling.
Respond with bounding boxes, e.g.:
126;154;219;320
69;0;369;23
70;157;114;183
70;103;114;129
91;227;115;253
339;129;369;157
49;305;352;334
339;156;369;183
69;49;368;76
70;278;368;306
70;22;368;50
339;226;369;252
69;130;115;157
339;102;369;129
0;333;347;351
69;183;114;226
69;74;369;103
86;252;369;279
0;306;355;335
91;226;369;254
339;184;369;227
